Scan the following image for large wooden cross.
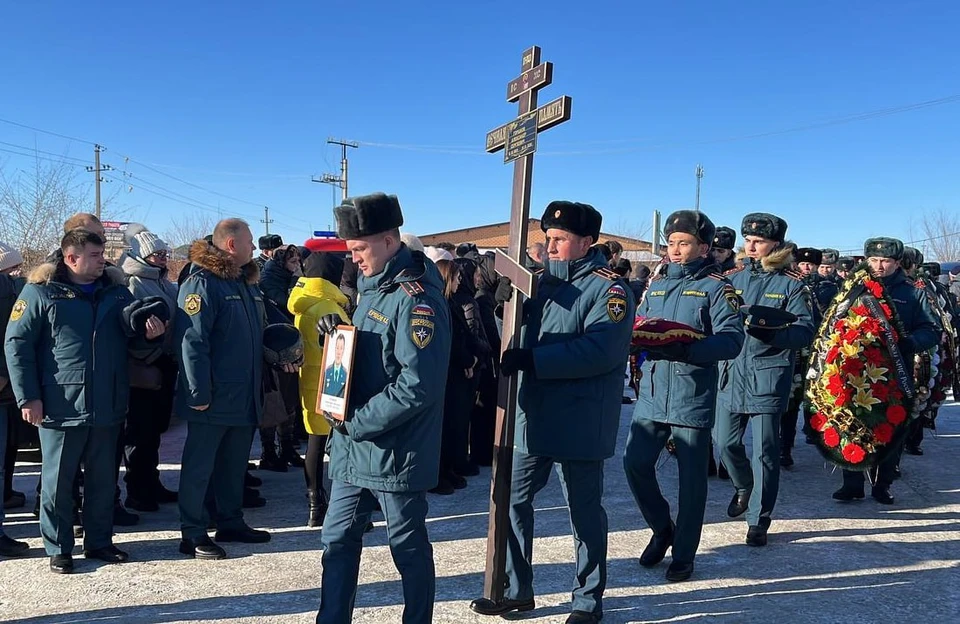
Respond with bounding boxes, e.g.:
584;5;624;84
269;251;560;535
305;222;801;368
482;45;572;602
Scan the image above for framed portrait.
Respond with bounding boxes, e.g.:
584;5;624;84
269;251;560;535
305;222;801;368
316;325;357;421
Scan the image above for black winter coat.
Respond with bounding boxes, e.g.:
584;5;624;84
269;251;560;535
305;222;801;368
260;258;295;321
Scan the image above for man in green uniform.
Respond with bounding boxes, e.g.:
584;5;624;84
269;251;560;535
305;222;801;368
5;229;166;573
711;226;738;273
470;201;633;624
315;193;451;624
175;219;271;560
623;210;744;582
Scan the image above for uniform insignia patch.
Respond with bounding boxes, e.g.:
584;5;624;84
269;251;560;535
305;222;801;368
649;290;666;297
682;290;707;297
10;299;26;321
607;295;628;323
184;293;202;316
723;285;740;313
367;308;389;325
607;284;627;298
411;317;435;349
555;209;562;218
412;304;434;316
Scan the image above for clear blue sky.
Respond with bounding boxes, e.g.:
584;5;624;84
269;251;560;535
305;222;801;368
1;1;958;255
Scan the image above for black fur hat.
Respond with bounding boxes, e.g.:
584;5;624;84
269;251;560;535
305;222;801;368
820;248;839;265
258;234;283;251
664;210;716;246
903;246;924;267
863;237;903;260
744;305;798;330
741;213;788;243
920;261;941;277
335;193;404;239
263;323;305;368
796;247;823;265
540;201;602;242
837;256;856;271
713;226;736;251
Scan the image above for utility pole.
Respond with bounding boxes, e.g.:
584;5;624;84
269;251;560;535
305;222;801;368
651;210;662;256
86;144;112;219
312;138;358;202
694;163;704;212
261;206;273;235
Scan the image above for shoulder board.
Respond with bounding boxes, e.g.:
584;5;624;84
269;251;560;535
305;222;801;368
592;267;620;281
706;273;725;281
400;281;426;297
723;266;744;276
785;270;804;281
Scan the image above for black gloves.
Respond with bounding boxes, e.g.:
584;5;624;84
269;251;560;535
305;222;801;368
316;314;344;338
500;348;534;376
323;411;348;435
122;296;169;337
495;277;514;305
746;326;777;343
644;343;689;362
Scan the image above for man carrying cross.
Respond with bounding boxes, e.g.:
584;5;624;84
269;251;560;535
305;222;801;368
470;201;634;624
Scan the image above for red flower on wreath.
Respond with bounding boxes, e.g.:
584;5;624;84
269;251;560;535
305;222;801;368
863;347;885;366
826;346;841;364
826;374;845;396
823;428;841;447
873;423;894;444
810;413;828;432
836;387;855;406
871;382;890;402
842;443;866;464
880;303;893;319
851;304;869;316
890;386;904;401
842;328;861;344
834;320;847;333
861;317;882;336
886;405;907;425
865;280;884;299
841;357;865;376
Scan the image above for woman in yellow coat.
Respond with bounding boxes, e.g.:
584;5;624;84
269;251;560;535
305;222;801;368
287;251;349;527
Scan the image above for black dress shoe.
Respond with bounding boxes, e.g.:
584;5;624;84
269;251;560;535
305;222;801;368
779;449;794;468
904;445;923;456
639;523;674;567
0;534;30;557
259;452;288;472
468;597;535;616
872;486;895;505
727;491;750;518
215;526;271;543
243;487;267;508
179;536;226;560
113;503;140;526
4;490;26;509
621;395;634;405
832;486;865;501
125;495;160;512
245;471;263;488
666;560;694;582
746;525;768;547
429;479;455;495
280;446;305;468
566;610;601;624
450;474;468;490
84;545;129;563
50;554;74;574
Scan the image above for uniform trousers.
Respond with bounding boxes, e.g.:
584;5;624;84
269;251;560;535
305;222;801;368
505;450;607;617
0;406;8;535
717;409;781;528
178;421;254;539
38;424;122;554
623;418;710;564
318;482;434;624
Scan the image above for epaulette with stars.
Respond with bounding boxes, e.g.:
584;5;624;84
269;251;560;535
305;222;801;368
592;267;620;281
399;281;426;297
722;266;745;277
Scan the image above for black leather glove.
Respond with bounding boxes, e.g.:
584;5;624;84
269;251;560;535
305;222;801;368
495;277;514;305
500;348;534;376
644;343;689;362
323;411;348;435
746;326;777;343
316;314;344;338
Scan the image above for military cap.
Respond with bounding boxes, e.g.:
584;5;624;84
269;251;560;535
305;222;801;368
263;323;305;368
920;262;941;277
540;201;602;242
713;226;736;251
121;295;171;337
743;305;798;330
664;210;716;246
821;248;840;265
741;213;788;242
796;247;823;265
335;192;404;239
258;234;283;251
903;246;924;267
837;256;856;271
864;237;903;260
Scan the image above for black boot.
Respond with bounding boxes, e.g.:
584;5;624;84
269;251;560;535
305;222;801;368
307;488;328;528
280;443;305;469
780;448;794;468
259;445;287;473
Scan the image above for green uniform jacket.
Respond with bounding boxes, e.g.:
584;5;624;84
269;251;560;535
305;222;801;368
330;246;451;493
173;240;265;426
516;248;635;461
635;258;744;429
719;248;816;414
4;262;139;428
883;270;939;362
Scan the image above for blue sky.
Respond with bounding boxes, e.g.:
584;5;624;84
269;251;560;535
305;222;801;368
1;1;958;255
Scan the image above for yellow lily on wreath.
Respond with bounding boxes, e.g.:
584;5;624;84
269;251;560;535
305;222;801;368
853;388;882;410
848;374;871;393
864;363;889;383
840;341;863;358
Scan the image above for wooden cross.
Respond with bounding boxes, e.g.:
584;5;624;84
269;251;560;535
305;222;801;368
482;45;572;602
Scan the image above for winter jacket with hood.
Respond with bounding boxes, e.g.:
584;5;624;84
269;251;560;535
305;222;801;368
121;252;178;317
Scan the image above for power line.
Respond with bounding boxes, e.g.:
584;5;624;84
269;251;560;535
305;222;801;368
0;140;91;166
0;145;89;168
0;117;97;146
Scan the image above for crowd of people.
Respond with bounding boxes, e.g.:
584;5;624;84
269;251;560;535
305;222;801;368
0;196;958;624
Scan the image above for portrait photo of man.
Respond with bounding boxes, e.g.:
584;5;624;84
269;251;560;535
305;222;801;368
323;333;348;398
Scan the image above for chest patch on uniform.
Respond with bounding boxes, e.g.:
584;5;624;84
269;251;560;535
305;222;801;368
223;294;241;301
411;317;434;349
723;284;740;313
9;299;26;321
367;308;389;325
763;293;785;300
682;290;707;297
648;290;666;297
50;290;76;300
412;304;434;316
184;293;202;316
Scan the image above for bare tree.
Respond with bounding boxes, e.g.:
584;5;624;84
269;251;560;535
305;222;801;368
919;208;960;262
164;212;217;256
0;156;88;269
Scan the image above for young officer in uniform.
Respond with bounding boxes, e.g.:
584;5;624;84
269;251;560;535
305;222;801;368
623;211;744;582
175;219;271;560
818;248;841;284
470;201;633;624
314;193;451;624
717;214;815;546
710;226;738;273
5;229;166;573
836;256;857;281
